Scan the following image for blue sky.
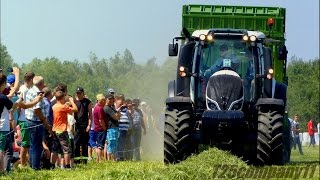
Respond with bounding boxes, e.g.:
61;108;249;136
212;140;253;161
1;0;319;64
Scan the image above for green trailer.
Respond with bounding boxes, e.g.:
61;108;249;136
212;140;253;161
182;4;287;84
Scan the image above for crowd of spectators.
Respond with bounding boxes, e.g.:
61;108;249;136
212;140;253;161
0;67;148;172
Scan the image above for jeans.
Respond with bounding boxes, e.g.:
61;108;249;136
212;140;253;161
309;135;316;146
74;127;89;163
293;136;303;155
117;130;128;161
4;132;13;172
26;120;44;170
132;128;142;161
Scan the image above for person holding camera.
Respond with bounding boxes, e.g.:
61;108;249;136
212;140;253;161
25;76;52;170
115;94;131;161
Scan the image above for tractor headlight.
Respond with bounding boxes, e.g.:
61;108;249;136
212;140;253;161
228;98;243;111
243;35;249;41
206;98;220;110
207;34;213;41
199;34;206;41
208;102;218;110
268;68;274;74
249;35;257;42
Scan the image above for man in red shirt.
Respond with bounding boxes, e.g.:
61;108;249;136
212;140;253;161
307;117;316;147
93;94;107;162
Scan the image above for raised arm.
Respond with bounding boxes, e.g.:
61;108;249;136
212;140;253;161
7;67;20;98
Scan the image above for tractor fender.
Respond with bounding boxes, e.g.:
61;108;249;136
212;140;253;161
255;98;284;107
165;96;192;104
273;80;287;104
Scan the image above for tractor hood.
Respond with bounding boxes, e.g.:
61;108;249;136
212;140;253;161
206;70;244;110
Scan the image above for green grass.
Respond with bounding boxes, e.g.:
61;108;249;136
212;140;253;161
1;146;319;180
290;145;320;163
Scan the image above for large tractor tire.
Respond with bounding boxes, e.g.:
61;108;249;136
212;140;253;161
256;108;284;165
164;108;196;163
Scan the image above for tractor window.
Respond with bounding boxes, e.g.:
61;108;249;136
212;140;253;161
197;38;255;102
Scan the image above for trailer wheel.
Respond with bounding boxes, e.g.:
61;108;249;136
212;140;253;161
164;108;196;163
256;107;284;165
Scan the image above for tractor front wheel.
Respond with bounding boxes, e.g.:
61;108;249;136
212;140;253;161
164;108;197;163
256;107;284;165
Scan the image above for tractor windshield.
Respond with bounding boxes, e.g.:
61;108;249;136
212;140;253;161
200;39;254;79
195;38;255;102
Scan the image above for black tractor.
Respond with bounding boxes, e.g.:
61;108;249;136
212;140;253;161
163;28;290;165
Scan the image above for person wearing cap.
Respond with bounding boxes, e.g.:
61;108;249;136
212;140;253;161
74;87;92;164
104;94;121;161
24;76;52;170
3;73;21;172
131;98;146;161
204;44;240;79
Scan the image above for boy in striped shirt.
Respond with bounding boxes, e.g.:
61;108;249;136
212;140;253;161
115;95;131;161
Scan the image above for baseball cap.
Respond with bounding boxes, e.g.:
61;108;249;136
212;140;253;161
107;88;115;94
132;98;140;105
76;87;84;93
106;94;114;99
7;75;15;84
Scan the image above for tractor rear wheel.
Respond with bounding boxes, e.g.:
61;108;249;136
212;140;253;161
164;108;196;163
256;107;284;165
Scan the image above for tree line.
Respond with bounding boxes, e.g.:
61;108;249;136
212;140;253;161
1;43;319;129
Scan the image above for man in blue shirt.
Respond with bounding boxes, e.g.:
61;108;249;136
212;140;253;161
204;44;240;79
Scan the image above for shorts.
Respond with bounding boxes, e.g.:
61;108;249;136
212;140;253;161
107;128;119;154
96;131;106;149
0;131;9;152
18;121;30;147
52;131;71;154
88;130;97;148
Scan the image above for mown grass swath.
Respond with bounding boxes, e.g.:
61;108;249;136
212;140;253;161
2;146;319;180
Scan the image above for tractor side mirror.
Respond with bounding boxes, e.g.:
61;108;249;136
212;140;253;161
168;43;178;56
278;45;288;60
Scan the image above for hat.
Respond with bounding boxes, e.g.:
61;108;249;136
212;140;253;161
107;88;115;94
132;98;140;105
106;94;114;99
7;75;15;84
76;87;84;93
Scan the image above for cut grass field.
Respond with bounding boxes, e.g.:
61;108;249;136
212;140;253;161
1;146;319;180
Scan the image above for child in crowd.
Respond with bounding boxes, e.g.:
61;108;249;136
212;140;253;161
50;90;78;169
67;102;76;168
